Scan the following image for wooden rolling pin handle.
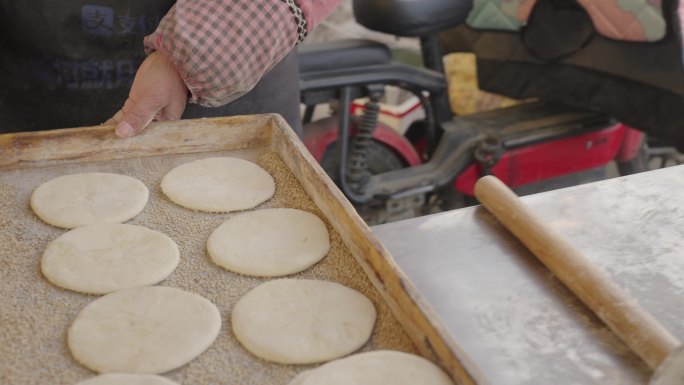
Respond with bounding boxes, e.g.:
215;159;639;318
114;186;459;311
474;175;679;370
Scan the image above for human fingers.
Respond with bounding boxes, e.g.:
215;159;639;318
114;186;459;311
115;97;162;138
103;109;124;126
113;52;188;138
154;96;187;122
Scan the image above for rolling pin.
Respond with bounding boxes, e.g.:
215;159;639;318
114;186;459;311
474;175;684;385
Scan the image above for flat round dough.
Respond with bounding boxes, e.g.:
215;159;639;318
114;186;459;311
288;350;455;385
161;157;275;212
68;286;221;374
208;208;330;277
232;279;376;364
31;172;148;229
42;223;180;294
76;374;179;385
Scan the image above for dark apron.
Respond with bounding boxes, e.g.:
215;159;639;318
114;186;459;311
0;0;301;134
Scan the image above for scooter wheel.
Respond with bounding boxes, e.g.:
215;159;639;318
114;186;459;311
319;139;406;181
319;139;409;225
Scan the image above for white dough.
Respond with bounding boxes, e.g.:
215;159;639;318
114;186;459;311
31;172;148;229
75;374;179;385
161;157;275;212
207;208;330;277
68;286;221;374
231;279;376;364
42;223;180;294
288;350;455;385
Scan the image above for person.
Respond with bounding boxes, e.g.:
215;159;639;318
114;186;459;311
0;0;340;137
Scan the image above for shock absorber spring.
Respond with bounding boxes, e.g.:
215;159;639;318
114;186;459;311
346;96;381;192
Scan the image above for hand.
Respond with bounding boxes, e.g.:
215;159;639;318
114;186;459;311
105;51;189;138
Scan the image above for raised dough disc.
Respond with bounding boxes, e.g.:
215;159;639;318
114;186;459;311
76;374;179;385
42;223;180;294
161;157;275;212
207;208;330;277
68;286;221;374
232;279;376;364
288;350;455;385
31;172;148;229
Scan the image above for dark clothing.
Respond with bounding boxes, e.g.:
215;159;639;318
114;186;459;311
441;0;684;150
183;51;302;136
0;0;300;134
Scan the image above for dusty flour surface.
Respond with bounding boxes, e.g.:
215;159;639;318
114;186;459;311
0;148;417;385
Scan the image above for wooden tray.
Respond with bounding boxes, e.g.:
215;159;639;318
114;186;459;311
0;115;482;385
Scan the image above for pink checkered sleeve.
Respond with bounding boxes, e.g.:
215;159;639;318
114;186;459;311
144;0;306;107
145;0;342;107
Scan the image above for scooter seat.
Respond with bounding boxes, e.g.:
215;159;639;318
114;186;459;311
353;0;472;37
298;39;392;74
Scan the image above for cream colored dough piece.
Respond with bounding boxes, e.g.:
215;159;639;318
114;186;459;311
288;350;456;385
41;223;180;295
161;157;275;212
75;374;180;385
31;172;148;229
68;286;221;374
232;279;376;364
207;208;330;277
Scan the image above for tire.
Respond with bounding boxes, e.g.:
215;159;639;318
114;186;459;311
319;139;408;225
319;139;406;181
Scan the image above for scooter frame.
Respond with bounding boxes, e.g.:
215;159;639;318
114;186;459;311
299;27;647;222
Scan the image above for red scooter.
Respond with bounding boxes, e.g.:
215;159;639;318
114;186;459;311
298;0;661;224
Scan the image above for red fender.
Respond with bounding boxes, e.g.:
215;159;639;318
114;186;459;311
616;124;645;162
302;116;422;166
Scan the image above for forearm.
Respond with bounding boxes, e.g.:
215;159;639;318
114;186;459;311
144;0;341;107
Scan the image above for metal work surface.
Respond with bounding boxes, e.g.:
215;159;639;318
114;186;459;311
373;166;684;385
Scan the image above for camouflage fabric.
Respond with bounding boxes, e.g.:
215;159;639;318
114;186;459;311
467;0;666;42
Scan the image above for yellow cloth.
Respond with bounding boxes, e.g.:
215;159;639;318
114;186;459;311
445;53;521;116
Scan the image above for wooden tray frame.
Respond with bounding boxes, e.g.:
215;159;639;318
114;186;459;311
0;114;485;385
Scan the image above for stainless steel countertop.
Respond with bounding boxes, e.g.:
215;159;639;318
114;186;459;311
372;166;684;385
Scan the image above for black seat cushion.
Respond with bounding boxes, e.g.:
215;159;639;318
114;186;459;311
297;39;392;73
353;0;473;37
